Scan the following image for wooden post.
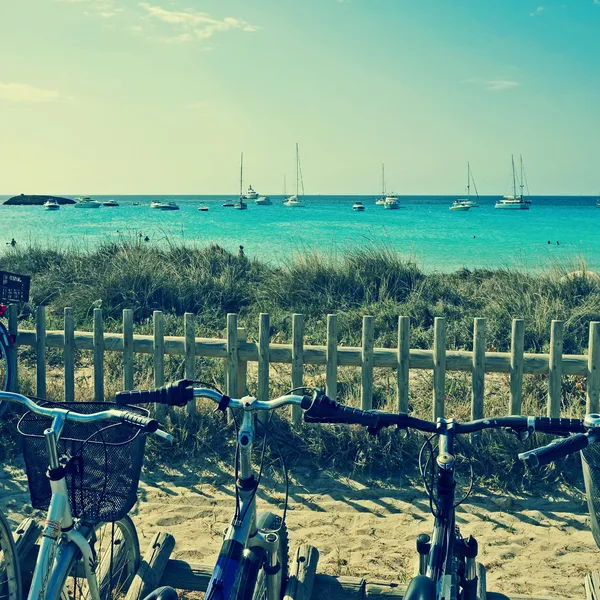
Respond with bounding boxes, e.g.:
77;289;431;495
509;319;525;415
397;316;410;413
291;314;304;425
93;308;104;402
237;328;247;397
283;545;320;600
326;315;338;400
587;321;600;414
36;306;47;398
153;311;165;416
184;313;196;416
258;313;270;424
123;309;134;391
548;320;564;417
471;318;486;421
124;533;175;600
226;314;239;398
361;316;374;410
7;304;18;392
433;317;446;420
64;308;75;402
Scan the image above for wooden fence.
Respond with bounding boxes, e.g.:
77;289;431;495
5;305;600;423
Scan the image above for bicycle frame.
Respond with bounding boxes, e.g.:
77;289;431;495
422;420;478;600
27;413;101;600
204;397;283;600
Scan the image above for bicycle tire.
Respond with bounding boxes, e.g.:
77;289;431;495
251;512;288;600
45;516;140;600
0;509;21;600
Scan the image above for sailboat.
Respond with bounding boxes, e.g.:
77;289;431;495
450;162;479;211
284;144;305;207
375;164;386;205
495;155;531;210
234;153;248;210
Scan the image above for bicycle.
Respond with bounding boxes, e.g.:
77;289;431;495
114;380;317;600
0;389;175;600
298;392;600;600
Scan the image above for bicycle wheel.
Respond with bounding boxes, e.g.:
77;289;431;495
46;516;140;600
0;509;21;600
251;512;288;600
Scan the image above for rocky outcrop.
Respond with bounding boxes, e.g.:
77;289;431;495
3;194;75;205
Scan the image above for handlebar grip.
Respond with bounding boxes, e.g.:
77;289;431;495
304;393;380;428
534;417;586;434
115;380;195;407
120;411;159;433
519;433;589;468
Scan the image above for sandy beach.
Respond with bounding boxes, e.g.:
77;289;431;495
3;458;595;600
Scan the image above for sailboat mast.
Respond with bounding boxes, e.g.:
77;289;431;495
511;154;517;199
519;155;524;199
240;152;243;199
467;162;470;201
296;143;299;196
382;163;385;195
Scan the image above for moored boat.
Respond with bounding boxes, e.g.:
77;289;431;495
150;201;163;209
255;196;272;205
284;143;306;207
103;199;119;207
352;201;365;211
43;199;60;211
452;162;479;210
74;196;101;208
495;155;531;210
198;205;209;212
159;201;179;210
384;194;400;209
243;185;259;200
449;200;471;211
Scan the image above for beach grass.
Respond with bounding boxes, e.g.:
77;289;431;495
1;239;600;491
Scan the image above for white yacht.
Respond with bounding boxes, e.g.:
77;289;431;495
352;201;365;211
255;196;272;205
198;205;209;212
242;185;259;200
495;155;531;210
452;162;479;210
74;196;101;208
284;143;306;207
103;199;119;207
449;200;471;212
159;201;179;211
43;199;60;211
150;201;163;209
384;194;400;209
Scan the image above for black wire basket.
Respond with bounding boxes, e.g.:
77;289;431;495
18;401;149;523
582;443;600;549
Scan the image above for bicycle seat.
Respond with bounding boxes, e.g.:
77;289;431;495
404;576;436;600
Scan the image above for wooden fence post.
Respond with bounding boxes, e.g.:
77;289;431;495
64;307;75;402
471;318;486;421
184;313;196;416
548;320;564;417
258;314;270;423
226;314;238;399
291;314;304;425
433;317;446;420
361;316;374;410
237;328;247;397
510;319;525;415
587;321;600;414
123;309;134;391
36;306;46;398
93;308;104;402
7;304;18;392
397;316;410;413
153;310;165;416
326;315;337;401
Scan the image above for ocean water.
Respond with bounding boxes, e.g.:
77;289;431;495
1;194;599;273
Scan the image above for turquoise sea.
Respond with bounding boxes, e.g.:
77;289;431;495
1;195;599;273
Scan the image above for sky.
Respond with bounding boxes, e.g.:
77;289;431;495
0;0;599;196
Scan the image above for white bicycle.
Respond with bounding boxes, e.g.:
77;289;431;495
0;391;172;600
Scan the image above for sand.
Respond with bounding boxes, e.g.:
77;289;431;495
1;460;597;599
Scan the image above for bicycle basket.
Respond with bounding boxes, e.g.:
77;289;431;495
582;443;600;549
18;401;149;523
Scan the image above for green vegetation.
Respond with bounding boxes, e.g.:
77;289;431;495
1;239;599;492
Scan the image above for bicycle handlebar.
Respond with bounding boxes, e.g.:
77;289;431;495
0;391;170;440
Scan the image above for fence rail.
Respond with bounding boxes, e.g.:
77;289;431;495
6;305;600;423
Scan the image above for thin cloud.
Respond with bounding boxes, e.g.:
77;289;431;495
0;82;71;103
530;5;545;16
138;3;258;40
486;79;519;91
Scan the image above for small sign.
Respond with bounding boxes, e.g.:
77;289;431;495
0;271;30;303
